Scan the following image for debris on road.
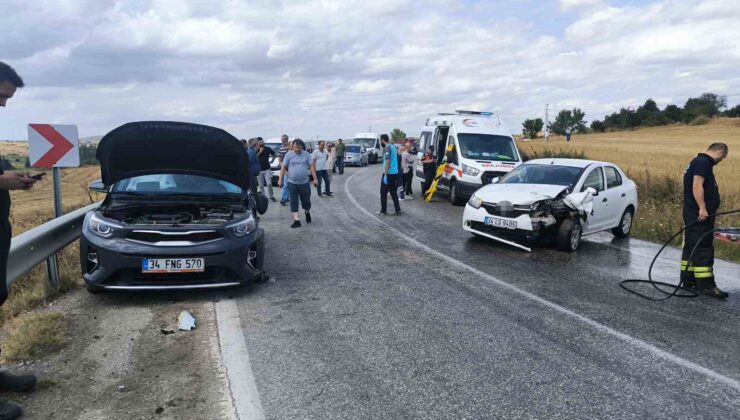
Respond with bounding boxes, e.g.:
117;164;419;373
177;310;196;331
160;328;175;335
117;385;126;392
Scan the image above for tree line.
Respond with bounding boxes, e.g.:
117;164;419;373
521;92;737;139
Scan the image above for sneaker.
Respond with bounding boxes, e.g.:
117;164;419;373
280;200;287;206
701;287;729;299
406;195;414;200
305;212;312;223
290;220;301;228
378;211;387;216
0;372;37;393
399;197;405;201
270;197;276;202
394;211;403;216
325;192;334;197
317;194;324;198
0;400;21;420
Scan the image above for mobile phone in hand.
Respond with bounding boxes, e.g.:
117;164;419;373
30;172;46;180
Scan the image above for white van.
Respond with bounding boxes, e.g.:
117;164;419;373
415;111;522;205
352;132;381;164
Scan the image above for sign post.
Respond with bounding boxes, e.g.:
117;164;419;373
27;124;80;288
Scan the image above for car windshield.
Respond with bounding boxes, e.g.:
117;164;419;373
346;145;362;153
353;138;376;148
499;164;584;188
265;143;281;154
457;134;519;161
113;174;243;197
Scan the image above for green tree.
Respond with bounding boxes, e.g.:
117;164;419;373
683;92;726;122
79;144;99;165
390;128;406;143
590;120;606;132
548;108;586;135
522;118;544;139
662;104;682;122
723;104;740;118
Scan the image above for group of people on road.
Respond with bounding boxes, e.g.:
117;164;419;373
245;134;351;228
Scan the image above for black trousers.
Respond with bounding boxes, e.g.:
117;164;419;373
680;209;716;290
423;166;435;195
380;173;401;213
404;170;414;195
316;170;331;195
0;218;11;306
336;156;345;174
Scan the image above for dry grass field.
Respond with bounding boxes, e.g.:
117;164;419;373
519;118;740;262
0;146;103;326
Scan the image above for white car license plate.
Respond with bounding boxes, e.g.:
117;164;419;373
484;216;517;230
142;258;205;273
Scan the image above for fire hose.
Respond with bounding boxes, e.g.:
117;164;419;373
619;209;740;301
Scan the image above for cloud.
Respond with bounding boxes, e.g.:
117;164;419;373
0;0;738;141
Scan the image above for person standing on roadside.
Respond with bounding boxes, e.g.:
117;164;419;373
679;142;729;299
326;143;337;181
279;134;291;206
335;138;346;174
402;139;416;199
0;61;40;420
246;138;261;198
565;127;572;143
278;139;318;228
421;146;436;196
312;141;333;197
379;134;401;215
256;138;276;202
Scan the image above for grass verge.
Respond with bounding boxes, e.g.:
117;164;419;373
2;312;68;362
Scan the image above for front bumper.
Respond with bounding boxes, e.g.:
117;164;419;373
456;180;483;199
345;154;363;166
81;227;265;290
462;204;534;251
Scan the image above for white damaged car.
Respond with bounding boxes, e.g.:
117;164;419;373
462;159;638;252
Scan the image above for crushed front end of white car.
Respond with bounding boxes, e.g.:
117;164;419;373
463;187;595;252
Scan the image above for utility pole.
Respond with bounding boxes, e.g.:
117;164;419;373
544;104;550;143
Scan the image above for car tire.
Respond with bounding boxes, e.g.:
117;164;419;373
86;283;104;294
612;208;633;238
556;219;582;252
448;179;464;206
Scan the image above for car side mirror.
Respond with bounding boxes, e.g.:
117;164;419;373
585;187;598;196
89;180;107;193
491;177;500;184
255;193;269;215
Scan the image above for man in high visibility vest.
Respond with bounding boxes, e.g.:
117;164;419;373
680;142;729;299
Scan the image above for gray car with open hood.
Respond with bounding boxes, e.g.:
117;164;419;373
80;121;266;292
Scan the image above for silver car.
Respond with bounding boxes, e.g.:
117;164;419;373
344;144;369;166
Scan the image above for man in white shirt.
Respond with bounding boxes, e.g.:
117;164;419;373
312;141;333;197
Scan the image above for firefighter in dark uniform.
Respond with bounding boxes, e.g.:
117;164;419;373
681;142;729;299
0;62;41;420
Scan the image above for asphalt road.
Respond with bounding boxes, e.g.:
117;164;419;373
225;164;740;419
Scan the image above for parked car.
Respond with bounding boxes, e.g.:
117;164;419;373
80;121;267;293
352;132;381;163
462;159;637;252
344;144;369;166
264;137;290;186
416;110;523;205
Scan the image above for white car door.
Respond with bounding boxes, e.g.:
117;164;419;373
580;166;608;232
602;166;629;227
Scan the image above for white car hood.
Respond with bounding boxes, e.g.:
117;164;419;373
475;184;569;205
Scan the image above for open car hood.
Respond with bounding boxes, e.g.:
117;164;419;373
97;121;249;190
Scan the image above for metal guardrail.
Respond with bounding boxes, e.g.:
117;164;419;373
7;202;99;287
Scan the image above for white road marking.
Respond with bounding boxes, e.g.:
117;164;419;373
344;167;740;391
215;297;265;420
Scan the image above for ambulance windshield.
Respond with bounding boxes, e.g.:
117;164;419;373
457;134;519;161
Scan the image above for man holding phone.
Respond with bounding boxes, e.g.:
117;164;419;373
0;62;40;420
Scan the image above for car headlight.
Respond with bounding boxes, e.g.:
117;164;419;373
462;164;480;177
89;214;119;238
468;194;483;209
228;215;257;237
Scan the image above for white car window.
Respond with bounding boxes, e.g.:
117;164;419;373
582;167;605;192
604;166;622;189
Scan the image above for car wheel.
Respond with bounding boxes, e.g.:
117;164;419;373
86;283;104;294
556;219;582;252
612;208;633;238
448;180;464;206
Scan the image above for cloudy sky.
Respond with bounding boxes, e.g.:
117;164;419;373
1;0;739;140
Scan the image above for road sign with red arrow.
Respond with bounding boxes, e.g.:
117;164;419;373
28;124;80;168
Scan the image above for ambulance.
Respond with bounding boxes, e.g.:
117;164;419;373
415;111;522;205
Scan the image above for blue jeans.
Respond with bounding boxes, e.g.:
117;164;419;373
287;182;311;213
281;185;290;203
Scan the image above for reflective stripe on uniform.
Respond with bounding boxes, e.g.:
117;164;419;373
691;266;712;273
694;272;714;279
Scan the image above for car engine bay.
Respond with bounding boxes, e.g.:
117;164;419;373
103;204;249;226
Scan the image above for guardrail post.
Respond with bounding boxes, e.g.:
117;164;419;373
45;167;63;289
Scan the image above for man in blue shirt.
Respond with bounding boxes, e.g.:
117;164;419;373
379;134;401;215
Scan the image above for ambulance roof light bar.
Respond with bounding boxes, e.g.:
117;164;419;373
455;110;493;116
